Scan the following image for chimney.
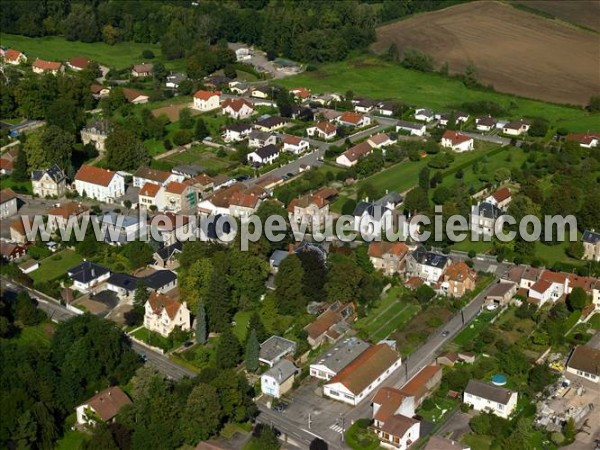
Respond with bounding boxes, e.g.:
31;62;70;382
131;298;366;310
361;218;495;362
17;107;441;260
91;268;96;277
278;369;283;382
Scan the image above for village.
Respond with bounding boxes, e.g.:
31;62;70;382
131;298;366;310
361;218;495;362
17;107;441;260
1;13;600;450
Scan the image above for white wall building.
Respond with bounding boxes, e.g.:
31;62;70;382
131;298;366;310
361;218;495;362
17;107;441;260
74;165;125;203
463;380;518;419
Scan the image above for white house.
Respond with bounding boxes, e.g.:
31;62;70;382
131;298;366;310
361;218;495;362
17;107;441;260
76;386;131;426
251;86;270;99
248;130;277;149
323;344;402;406
2;48;27;65
414;108;434;122
336;141;373;168
310;337;370;380
502;120;530;136
368;133;396;149
485;187;512;209
221;98;254;119
100;213;144;245
566;342;600;384
463;380;518;419
353;201;393;240
396;120;426;136
307;121;337;140
261;359;298;398
441;130;474;152
405;246;450;285
67;261;111;294
338;111;371;128
74;165;125;203
32;58;64;75
144;291;191;337
133;166;180;188
259;336;297;367
282;135;309;154
372;387;419;450
470;202;504;237
193;90;220;111
476;116;496;132
247;144;280;166
165;72;187;89
31;164;67;198
223;123;253;143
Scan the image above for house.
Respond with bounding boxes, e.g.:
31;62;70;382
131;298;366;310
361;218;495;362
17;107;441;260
248;130;277;149
100;212;143;245
405;246;450;285
288;187;337;228
290;105;314;121
47;202;89;231
32;58;63;75
336;141;374;167
68;261;111;294
139;183;163;210
75;165;125;203
372;387;419;450
198;183;246;215
151;213;192;246
0;240;26;261
76;386;131;426
172;165;203;179
290;87;311;101
2;48;27;65
122;88;149;104
0;188;18;220
153;241;182;268
90;84;111;98
107;270;177;300
323;344;402;406
582;230;600;262
186;174;214;198
353;200;394;240
307;121;337;140
566;338;600;383
131;63;153;77
229;80;249;94
566;132;600;149
502;119;530;136
9;218;31;244
31;164;67;198
399;365;443;407
221;98;254;119
133;166;178;188
304;302;356;348
235;47;252;61
193;90;220;111
254;116;288;132
282;135;309;154
203;76;231;90
0;148;18;175
368;133;396;149
436;112;469;127
261;359;298;398
251;86;271;98
310;337;370;380
470;202;504;236
247;144;280;166
222;123;253;143
144;291;191;337
368;241;409;276
104;273;139;299
441;131;474;152
66;57;91;71
269;250;289;272
441;262;477;297
337;112;371;128
424;437;470;450
414;108;434;122
396;120;426;136
485;187;512;209
476;116;496;132
80;119;111;154
463;380;518;419
228;190;263;217
162;181;196;212
484;281;517;306
165;72;187;89
354;98;377;113
320;108;343;122
19;259;39;274
259;336;297;367
378;101;396;117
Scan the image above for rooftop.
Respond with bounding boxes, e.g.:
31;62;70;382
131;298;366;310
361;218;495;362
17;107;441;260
465;379;514;405
313;337;370;373
259;336;297;363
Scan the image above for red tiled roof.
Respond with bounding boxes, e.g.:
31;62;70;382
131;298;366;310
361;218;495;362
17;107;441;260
165;181;187;195
132;63;153;74
230;191;260;209
48;202;88;219
32;58;62;71
340;141;372;162
0;188;17;204
90;84;108;94
139;183;161;198
369;133;392;145
222;97;253;112
373;387;410;422
316;121;336;134
339;111;364;125
399;365;441;400
75;165;117;186
305;309;342;340
491;187;511;203
122;88;148;103
0;159;13;171
148;291;182;320
81;386;131;422
540;270;568;285
135;167;171;183
442;130;472;146
445;261;475;282
194;90;219;100
380;414;418;439
68;57;90;69
567;133;600;146
188;174;213;187
283;135;303;145
4;48;23;62
291;87;310;98
368;241;409;259
530;279;552;294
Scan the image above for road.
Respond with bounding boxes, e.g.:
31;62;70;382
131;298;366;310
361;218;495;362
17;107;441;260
0;277;196;380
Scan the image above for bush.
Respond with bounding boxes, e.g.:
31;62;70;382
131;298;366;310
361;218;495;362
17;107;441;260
421;398;435;410
172;129;194;146
163;139;173;150
141;49;155;59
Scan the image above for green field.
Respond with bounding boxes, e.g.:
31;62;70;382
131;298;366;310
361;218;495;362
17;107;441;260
29;250;83;284
14;322;55;346
161;145;237;173
0;33;172;69
278;56;599;131
588;313;600;330
453;310;498;347
55;430;89;450
233;310;253;341
371;304;420;342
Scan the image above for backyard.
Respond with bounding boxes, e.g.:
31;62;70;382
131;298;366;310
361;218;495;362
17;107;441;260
157;144;238;175
29;249;83;284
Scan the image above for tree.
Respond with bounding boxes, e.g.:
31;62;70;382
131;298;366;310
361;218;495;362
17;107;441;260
463;63;479;88
586;95;600;112
194;118;209;140
432;186;452;205
275;255;306;314
180;383;222;443
179;108;194;129
121;241;154;269
324;254;364;304
566;241;584;259
404;187;429;214
528;117;549;137
415;284;435;304
142;50;155;59
196;302;208;344
216;328;242;369
12;148;29;182
105;127;150;170
563;418;576;442
205;265;232;333
172;129;194;146
419;166;430;191
247;311;268;343
568;287;590;310
223;65;237;79
244;328;260;372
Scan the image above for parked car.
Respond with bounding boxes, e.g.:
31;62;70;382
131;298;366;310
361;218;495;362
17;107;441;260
442;330;450;337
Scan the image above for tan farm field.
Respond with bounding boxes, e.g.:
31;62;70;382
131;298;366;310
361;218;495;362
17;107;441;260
514;0;600;31
372;1;600;105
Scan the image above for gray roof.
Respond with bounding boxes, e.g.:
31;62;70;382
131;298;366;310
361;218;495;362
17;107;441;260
248;130;273;141
312;337;369;373
254;144;279;159
155;241;183;261
396;120;424;130
144;270;177;290
100;212;139;228
416;108;434;117
172;165;203;177
353;201;389;219
263;359;298;383
68;261;110;283
583;230;600;245
107;272;138;291
465;379;514;405
260;336;297;363
83;119;111;135
269;250;289;268
255;116;287;129
474;202;504;220
225;123;253;133
376;192;403;207
411;246;449;269
31;164;66;183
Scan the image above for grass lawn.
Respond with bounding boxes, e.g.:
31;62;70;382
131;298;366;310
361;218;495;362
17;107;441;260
130;327;174;352
588;313;600;330
0;176;33;195
55;430;90;450
454;310;498;347
14;322;55;346
355;286;406;329
462;433;492;450
233;310;253;341
372;304;420;342
278;55;599;130
417;397;457;423
0;33;175;70
29;250;83;284
161;145;237;174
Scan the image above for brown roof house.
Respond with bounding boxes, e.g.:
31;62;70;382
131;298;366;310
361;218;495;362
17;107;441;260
32;58;64;75
323;344;402;405
335;141;374;167
75;386;131;426
287;187;337;229
441;262;477;297
122;88;149;104
67;57;91;71
47;202;89;232
2;48;27;65
399;364;442;407
372;387;420;450
0;188;18;220
368;241;409;276
485;281;517;306
131;63;153;77
304;301;356;349
143;291;191;337
566;336;600;384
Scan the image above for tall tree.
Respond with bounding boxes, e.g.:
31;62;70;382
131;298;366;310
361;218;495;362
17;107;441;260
248;311;267;343
274;254;306;314
196;302;208;345
244;328;259;373
11;148;29;182
419;166;430;191
216;329;242;369
179;383;222;443
194;118;209;140
205;266;232;332
104;126;151;171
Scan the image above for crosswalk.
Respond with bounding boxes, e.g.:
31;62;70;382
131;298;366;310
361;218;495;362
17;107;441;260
329;424;344;434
